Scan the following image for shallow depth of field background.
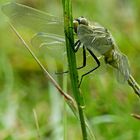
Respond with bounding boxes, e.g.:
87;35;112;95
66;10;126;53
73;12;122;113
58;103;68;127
0;0;140;139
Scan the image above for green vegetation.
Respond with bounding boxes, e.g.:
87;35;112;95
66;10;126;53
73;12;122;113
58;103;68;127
0;0;140;139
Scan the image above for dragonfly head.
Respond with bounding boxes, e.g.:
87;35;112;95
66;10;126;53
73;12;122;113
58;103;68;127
73;16;89;33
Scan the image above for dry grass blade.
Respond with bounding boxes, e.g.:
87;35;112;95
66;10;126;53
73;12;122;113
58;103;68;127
131;113;140;120
8;22;77;113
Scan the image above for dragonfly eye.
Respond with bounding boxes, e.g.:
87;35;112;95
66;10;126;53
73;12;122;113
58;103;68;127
73;20;79;33
80;18;88;25
77;17;89;26
73;17;89;33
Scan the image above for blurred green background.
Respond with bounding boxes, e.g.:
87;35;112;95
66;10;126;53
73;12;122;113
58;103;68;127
0;0;140;139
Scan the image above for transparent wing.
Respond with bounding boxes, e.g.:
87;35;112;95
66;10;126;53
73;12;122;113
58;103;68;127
31;32;66;61
2;2;63;35
31;32;107;76
77;24;114;55
116;53;130;83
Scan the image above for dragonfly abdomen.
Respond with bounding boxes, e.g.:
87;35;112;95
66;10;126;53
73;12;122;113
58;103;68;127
104;49;130;82
128;75;140;97
104;49;118;68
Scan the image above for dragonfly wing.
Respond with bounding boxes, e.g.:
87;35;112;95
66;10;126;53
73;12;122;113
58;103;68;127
77;24;114;54
116;53;130;83
2;2;63;34
31;32;66;60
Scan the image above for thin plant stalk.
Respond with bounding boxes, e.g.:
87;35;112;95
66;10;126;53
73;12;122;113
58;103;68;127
62;0;88;139
33;109;41;140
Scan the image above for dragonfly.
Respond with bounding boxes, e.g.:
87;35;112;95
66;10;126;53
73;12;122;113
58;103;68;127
73;17;140;97
2;2;140;97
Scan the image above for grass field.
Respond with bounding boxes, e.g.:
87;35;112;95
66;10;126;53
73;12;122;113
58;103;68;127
0;0;140;139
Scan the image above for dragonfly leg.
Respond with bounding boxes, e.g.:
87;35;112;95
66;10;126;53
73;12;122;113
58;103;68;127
74;40;81;52
74;40;87;70
78;48;100;87
77;45;86;69
55;44;86;75
55;38;79;75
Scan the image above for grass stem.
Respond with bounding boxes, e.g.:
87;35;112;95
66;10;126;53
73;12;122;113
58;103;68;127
62;0;88;139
